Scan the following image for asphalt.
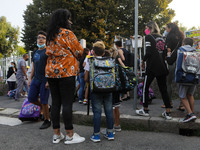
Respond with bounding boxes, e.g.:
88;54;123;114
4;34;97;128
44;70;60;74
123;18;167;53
1;94;200;134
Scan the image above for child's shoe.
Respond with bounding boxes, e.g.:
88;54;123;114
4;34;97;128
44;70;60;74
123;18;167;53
104;130;114;140
90;134;101;142
83;99;88;105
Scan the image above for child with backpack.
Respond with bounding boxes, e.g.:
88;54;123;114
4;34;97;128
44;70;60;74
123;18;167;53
174;38;198;122
84;46;114;143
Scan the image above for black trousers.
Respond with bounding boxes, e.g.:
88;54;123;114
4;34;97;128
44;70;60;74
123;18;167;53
143;74;171;108
48;76;75;130
7;81;16;91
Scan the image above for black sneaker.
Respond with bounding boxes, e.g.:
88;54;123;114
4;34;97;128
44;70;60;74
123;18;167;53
40;120;51;129
183;113;197;123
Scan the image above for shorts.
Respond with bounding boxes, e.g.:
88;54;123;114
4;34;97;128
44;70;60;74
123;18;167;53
28;78;50;104
178;84;196;99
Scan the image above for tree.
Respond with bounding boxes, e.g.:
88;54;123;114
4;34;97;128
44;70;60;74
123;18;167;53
22;0;175;50
0;16;20;57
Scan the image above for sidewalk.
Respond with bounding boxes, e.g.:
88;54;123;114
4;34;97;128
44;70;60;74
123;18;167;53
1;95;200;134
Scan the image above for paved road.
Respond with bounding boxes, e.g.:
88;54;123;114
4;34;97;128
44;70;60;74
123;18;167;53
0;116;200;150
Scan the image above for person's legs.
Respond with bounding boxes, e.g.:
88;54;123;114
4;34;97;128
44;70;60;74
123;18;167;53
186;85;196;113
11;82;16;90
187;94;194;113
112;91;121;127
58;77;75;137
156;75;171;112
114;107;120;126
78;72;85;102
83;82;89;104
91;92;103;134
23;79;29;94
143;74;155;110
15;76;24;100
39;81;50;121
103;93;113;132
7;81;12;91
166;64;175;103
28;79;41;105
48;78;61;135
181;97;192;114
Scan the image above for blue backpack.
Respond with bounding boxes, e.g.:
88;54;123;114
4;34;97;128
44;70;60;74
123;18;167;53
175;47;200;84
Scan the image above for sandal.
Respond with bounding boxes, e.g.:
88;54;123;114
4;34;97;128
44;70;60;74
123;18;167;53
177;106;185;111
161;102;173;108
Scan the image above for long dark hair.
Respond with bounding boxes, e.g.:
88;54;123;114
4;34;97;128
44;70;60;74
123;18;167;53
167;23;184;40
47;9;71;43
81;48;90;60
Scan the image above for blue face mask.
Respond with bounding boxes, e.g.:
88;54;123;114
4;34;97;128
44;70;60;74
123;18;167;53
10;65;13;67
37;43;46;48
163;30;168;37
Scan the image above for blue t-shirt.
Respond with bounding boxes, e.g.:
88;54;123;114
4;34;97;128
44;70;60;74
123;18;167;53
33;49;48;81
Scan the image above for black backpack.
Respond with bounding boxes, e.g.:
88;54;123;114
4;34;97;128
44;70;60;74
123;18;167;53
121;48;134;67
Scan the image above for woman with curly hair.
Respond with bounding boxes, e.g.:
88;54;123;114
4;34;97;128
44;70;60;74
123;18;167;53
46;9;85;144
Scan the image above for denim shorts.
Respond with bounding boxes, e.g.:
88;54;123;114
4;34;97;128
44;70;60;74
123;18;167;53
28;78;50;104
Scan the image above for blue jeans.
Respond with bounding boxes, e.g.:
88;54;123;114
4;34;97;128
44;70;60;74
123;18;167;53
91;92;113;134
78;72;85;101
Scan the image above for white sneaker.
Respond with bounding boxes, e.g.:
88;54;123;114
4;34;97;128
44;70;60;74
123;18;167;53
136;108;149;117
162;111;172;120
52;133;65;144
64;133;85;144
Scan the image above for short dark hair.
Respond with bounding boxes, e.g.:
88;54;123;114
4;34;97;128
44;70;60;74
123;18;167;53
93;46;105;56
23;53;28;58
37;31;47;37
183;38;194;47
115;41;122;47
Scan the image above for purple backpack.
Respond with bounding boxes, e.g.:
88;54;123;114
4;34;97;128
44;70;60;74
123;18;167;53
19;98;40;122
137;82;156;104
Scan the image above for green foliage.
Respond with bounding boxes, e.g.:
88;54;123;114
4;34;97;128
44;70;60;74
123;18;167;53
14;46;26;56
22;0;175;50
0;16;20;56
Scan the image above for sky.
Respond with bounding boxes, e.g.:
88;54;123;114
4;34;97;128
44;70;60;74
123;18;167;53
0;0;200;39
169;0;200;29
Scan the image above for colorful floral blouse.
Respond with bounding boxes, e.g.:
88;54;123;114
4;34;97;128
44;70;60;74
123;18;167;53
45;28;83;78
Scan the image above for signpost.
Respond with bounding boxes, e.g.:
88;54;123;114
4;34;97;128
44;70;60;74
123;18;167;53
134;0;138;110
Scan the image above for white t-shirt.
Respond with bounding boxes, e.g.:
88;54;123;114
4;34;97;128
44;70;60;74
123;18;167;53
84;57;90;71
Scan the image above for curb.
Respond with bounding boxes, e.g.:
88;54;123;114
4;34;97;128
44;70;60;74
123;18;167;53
1;108;200;134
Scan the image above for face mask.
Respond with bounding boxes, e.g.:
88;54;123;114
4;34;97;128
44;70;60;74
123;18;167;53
37;43;46;48
10;65;13;67
25;58;29;61
145;29;151;35
163;30;168;37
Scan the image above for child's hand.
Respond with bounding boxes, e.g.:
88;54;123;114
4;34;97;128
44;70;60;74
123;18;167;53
167;52;172;57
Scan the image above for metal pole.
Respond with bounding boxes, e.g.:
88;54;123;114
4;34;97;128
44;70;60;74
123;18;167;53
133;0;138;110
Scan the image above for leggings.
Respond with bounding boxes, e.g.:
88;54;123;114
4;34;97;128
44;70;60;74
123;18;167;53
48;76;75;130
143;74;171;108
